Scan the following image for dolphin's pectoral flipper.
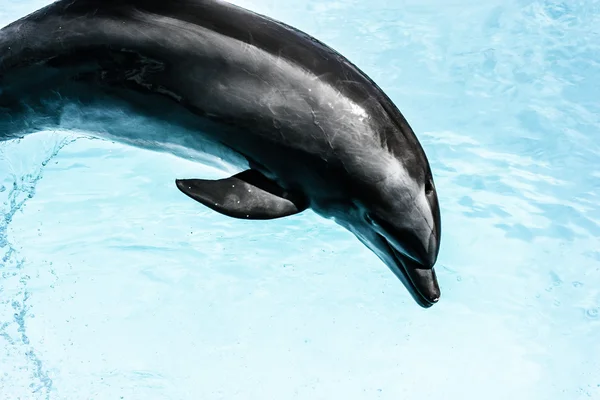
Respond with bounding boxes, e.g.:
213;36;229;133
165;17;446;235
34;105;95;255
175;170;307;220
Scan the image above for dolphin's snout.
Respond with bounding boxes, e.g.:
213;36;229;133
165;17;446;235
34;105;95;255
404;262;440;304
383;238;441;307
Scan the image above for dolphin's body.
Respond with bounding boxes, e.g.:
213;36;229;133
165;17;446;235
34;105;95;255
0;0;442;307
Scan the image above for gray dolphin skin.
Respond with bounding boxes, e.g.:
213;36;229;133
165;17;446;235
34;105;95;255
0;0;442;307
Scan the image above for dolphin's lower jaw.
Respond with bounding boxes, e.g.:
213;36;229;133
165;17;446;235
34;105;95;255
345;224;440;308
381;238;440;308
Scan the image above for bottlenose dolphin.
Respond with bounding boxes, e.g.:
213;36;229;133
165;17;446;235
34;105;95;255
0;0;442;307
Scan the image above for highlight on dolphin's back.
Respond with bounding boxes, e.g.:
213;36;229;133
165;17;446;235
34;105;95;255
0;0;442;307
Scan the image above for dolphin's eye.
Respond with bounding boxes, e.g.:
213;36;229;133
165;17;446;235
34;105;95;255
425;179;434;195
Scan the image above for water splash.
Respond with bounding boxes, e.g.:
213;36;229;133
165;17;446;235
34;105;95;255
0;131;78;399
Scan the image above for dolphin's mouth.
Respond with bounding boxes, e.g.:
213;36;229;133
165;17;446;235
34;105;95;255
380;236;440;308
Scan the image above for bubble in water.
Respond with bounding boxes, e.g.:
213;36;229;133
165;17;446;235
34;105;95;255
586;308;598;319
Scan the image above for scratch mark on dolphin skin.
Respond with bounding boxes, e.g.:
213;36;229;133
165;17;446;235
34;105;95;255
310;108;329;146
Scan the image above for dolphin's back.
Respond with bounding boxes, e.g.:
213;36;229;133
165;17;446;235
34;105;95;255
0;0;427;182
2;0;363;96
1;0;409;127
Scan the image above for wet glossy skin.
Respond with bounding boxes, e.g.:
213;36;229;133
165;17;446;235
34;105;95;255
0;0;441;307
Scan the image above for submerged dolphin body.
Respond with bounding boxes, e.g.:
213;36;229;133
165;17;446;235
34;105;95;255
0;0;442;307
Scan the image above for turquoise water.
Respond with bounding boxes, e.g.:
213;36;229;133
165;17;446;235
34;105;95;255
1;0;599;398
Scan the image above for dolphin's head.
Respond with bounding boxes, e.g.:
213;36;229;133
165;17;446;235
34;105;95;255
312;115;442;308
356;163;441;308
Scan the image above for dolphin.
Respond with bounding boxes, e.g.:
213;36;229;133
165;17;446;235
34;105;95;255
0;0;442;307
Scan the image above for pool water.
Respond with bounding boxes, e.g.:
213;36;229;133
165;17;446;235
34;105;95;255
1;0;599;399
